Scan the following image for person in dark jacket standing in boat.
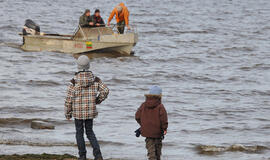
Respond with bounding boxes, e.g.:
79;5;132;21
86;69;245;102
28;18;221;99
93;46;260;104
65;55;109;160
79;9;94;27
135;86;168;160
90;9;105;27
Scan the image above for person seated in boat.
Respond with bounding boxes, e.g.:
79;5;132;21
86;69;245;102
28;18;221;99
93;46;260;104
90;9;105;27
107;3;130;34
79;9;94;28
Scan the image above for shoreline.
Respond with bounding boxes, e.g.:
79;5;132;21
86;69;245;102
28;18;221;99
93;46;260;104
0;153;121;160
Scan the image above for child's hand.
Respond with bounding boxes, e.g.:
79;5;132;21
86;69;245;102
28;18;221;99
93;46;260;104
164;130;167;135
96;98;102;104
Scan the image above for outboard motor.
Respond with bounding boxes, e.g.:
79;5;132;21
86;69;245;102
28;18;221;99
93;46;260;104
22;19;40;35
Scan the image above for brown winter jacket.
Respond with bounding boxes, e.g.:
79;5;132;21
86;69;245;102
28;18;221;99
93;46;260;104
135;96;168;138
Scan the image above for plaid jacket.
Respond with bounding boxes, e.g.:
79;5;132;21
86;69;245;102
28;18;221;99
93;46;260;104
64;71;109;120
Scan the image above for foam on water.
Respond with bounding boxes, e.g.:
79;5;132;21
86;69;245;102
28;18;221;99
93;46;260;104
197;144;269;154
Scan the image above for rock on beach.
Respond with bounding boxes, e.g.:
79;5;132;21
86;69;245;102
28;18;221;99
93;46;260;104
31;120;55;130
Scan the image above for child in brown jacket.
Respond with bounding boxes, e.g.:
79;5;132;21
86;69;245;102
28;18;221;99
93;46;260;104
135;86;168;160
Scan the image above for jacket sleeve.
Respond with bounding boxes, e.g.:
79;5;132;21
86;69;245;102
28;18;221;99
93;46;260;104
107;9;116;23
88;15;94;23
160;105;168;131
135;104;143;125
79;16;84;26
124;8;129;25
64;83;74;119
100;17;105;25
96;78;109;103
79;16;87;26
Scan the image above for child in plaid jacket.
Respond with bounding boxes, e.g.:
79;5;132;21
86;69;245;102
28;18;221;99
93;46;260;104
65;55;109;160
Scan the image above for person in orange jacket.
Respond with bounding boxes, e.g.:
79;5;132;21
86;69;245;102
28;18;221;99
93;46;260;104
107;3;130;34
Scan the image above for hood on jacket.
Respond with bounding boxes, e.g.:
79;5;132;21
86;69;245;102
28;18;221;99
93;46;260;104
144;96;161;109
119;2;125;7
75;71;95;87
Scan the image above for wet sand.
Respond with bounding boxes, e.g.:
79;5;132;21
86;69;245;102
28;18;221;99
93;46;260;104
0;153;76;160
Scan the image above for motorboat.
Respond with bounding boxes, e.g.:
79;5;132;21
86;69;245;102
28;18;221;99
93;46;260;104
20;19;138;55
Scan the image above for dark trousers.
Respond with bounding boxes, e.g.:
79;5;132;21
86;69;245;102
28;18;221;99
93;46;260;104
145;138;162;160
117;21;125;34
81;24;91;28
75;119;102;159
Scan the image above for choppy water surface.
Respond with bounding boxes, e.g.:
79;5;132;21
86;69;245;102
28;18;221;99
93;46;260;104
0;0;270;159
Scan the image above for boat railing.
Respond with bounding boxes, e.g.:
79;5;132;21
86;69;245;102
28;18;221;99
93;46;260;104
72;24;137;40
109;24;137;34
79;25;87;40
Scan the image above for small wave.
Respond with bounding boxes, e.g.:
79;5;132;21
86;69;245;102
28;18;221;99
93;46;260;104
174;39;200;44
0;139;77;147
0;118;65;127
251;90;270;96
196;144;269;155
175;30;209;34
26;80;61;87
139;30;168;36
262;26;270;31
239;63;270;71
50;71;70;75
0;128;23;134
0;106;55;114
0;139;124;147
182;128;222;134
99;140;125;146
236;90;270;96
217;109;256;114
0;25;19;30
221;46;254;52
108;77;131;84
192;75;219;83
4;42;22;49
261;125;270;129
255;118;270;122
22;55;37;59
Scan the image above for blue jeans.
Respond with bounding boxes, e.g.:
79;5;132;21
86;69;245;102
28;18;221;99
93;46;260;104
75;119;102;159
